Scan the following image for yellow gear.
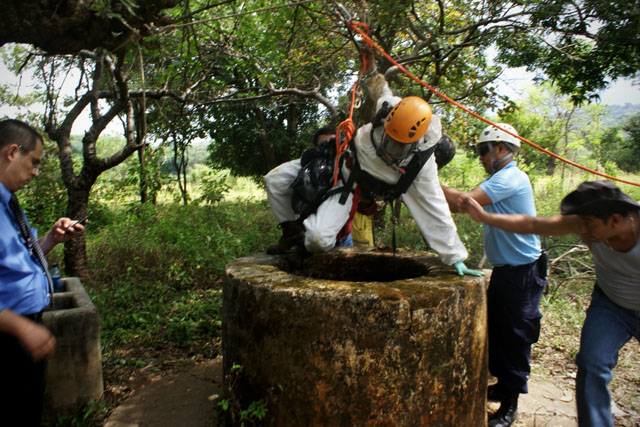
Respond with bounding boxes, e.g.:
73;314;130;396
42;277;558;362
384;96;432;143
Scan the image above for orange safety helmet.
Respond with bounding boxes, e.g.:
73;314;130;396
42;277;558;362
384;96;432;143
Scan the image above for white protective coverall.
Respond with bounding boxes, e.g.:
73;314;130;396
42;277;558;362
263;74;468;265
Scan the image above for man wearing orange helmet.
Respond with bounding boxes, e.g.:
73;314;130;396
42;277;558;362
264;68;480;275
298;72;482;276
442;124;545;427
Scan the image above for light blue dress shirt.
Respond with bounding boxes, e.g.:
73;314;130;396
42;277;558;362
0;183;50;315
478;162;541;267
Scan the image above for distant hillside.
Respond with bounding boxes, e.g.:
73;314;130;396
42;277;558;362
601;103;640;127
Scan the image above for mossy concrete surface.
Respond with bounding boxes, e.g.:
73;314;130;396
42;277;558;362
223;247;489;426
43;277;104;418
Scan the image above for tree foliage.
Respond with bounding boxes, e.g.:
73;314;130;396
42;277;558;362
599;113;640;172
499;84;608;176
495;0;640;103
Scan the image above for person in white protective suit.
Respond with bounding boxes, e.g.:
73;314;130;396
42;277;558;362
264;72;482;276
264;128;348;255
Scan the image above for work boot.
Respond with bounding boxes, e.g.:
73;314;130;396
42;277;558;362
266;220;305;254
487;384;506;402
488;393;518;427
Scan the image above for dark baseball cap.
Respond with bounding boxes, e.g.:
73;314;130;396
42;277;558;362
560;181;640;216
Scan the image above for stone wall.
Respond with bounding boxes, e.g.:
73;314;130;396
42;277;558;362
223;248;488;426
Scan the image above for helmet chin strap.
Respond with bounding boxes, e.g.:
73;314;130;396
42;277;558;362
488;143;513;174
488;142;513;175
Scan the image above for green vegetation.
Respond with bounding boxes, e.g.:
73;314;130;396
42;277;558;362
85;184;278;360
218;363;274;426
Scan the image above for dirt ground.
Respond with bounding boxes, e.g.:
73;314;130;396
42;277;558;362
104;355;638;427
105;357;222;427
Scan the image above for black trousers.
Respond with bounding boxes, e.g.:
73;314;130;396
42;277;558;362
0;323;47;426
487;259;546;395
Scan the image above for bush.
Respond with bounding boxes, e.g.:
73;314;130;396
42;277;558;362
20;141;67;231
84;196;280;358
195;169;231;206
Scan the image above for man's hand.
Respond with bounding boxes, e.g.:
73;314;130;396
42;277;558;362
0;309;55;361
18;318;56;361
453;261;485;277
39;217;86;254
458;194;487;223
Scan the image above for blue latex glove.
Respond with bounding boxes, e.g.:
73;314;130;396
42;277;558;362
453;260;485;277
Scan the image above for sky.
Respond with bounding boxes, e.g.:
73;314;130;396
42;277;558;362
497;66;640;106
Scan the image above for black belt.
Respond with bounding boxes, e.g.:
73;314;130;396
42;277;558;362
493;259;537;270
23;311;43;322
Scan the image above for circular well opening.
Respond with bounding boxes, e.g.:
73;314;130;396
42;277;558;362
277;252;431;282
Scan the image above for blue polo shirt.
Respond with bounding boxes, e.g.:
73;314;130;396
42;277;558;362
478;162;541;267
0;183;50;315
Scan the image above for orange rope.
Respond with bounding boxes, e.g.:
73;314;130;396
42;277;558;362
344;20;640;187
332;30;369;186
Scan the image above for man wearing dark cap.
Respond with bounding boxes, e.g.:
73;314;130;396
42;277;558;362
458;180;640;427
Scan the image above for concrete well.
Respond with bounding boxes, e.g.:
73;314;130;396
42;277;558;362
223;247;488;426
43;277;104;416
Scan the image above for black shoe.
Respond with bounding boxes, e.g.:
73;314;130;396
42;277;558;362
487;384;506;402
266;220;305;254
488;393;518;427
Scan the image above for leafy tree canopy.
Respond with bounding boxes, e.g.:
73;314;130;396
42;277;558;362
495;0;640;103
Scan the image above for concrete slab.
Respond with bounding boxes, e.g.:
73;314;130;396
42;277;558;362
512;374;577;426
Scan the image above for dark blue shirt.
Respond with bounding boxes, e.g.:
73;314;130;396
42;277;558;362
0;183;49;315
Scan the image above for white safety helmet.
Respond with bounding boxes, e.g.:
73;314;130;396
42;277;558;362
478;123;521;153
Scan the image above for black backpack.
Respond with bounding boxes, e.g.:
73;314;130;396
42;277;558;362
290;138;345;218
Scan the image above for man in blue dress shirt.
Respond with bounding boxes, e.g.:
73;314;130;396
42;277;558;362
0;119;85;426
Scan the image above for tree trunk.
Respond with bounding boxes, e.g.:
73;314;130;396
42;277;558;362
172;135;189;205
138;146;148;204
545;139;559;176
545;154;556;176
284;102;298;160
136;103;148;204
254;108;278;169
63;186;91;278
0;0;180;54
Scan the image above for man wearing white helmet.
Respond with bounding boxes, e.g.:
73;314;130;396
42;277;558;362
442;124;546;427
